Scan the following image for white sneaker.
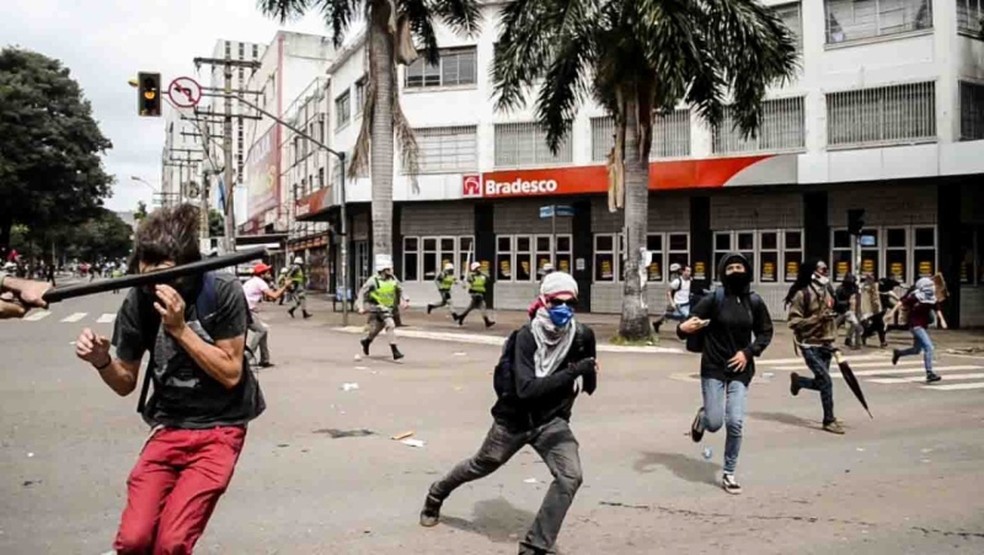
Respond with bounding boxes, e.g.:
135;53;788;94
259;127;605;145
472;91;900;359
722;473;742;495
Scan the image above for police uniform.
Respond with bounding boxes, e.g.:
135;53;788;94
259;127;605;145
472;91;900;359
454;265;495;328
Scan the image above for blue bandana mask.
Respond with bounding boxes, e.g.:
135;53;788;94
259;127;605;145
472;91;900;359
548;304;574;327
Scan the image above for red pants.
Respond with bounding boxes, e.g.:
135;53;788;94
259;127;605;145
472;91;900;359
114;426;246;555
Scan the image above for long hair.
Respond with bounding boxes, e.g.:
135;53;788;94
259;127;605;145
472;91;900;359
128;204;202;273
784;258;822;307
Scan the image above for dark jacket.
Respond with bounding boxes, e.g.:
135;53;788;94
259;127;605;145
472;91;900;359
680;253;774;386
491;323;596;431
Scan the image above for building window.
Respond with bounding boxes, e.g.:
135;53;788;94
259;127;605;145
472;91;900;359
957;0;984;35
318;167;325;190
774;2;804;50
497;236;513;281
913;226;936;279
885;227;909;283
458;236;475;276
713;97;805;154
354;77;367;115
412;126;478;173
252;44;259;59
592;111;691;162
515;236;533;281
238;43;244;58
646;234;664;282
495;122;573;168
827;82;936;147
960;81;984;140
405;47;477;89
715;230;801;283
784;230;804;282
959;225;984;285
527;235;574;276
594;234;617;282
825;0;932;44
335;91;351;130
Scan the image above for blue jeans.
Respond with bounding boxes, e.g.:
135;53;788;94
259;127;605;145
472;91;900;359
666;303;691;321
898;326;934;374
798;347;835;425
701;378;747;475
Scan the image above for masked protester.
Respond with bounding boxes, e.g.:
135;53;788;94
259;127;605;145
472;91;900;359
358;255;407;360
286;256;311;319
420;272;597;555
891;277;946;383
835;273;863;350
242;263;289;368
427;263;458;316
786;259;845;435
859;273;888;348
678;253;773;495
454;262;495;328
73;204;263;554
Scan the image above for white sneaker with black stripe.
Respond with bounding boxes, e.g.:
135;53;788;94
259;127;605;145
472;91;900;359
722;473;742;495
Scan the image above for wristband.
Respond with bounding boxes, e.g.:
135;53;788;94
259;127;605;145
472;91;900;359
94;357;112;371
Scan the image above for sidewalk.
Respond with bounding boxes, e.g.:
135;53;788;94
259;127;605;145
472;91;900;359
290;293;984;355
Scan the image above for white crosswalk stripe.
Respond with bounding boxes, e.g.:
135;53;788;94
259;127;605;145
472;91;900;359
924;382;984;391
96;313;116;324
831;365;982;379
60;312;87;323
23;310;52;322
868;372;984;384
771;360;921;372
759;354;888;366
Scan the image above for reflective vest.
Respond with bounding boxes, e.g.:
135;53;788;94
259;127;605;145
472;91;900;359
438;272;456;291
469;272;488;294
370;276;398;308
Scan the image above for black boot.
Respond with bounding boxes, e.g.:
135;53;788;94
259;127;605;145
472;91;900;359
302;310;312;319
452;313;462;326
419;490;442;527
426;304;434;315
288;307;296;318
484;317;495;328
360;338;371;356
391;344;404;361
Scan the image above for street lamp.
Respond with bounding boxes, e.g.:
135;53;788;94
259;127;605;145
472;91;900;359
130;176;159;191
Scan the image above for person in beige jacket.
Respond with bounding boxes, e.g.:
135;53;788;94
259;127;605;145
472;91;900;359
858;273;888;348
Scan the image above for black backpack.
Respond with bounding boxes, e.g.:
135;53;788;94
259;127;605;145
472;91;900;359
685;288;764;354
493;324;588;399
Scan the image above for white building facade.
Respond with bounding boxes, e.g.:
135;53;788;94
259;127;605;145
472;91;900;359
287;0;984;327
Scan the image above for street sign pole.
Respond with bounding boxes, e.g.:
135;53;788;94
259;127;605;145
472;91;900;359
551;206;557;270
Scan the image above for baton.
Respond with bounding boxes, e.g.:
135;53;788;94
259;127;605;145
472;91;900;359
42;248;267;304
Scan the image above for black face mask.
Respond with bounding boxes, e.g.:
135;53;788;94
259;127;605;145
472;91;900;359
723;271;751;292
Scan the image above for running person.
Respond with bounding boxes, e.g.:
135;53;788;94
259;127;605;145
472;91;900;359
653;263;692;333
420;272;597;555
286;257;311;319
786;259;845;435
454;262;495;328
242;262;288;368
678;253;773;494
427;263;457;316
357;256;406;360
891;277;945;383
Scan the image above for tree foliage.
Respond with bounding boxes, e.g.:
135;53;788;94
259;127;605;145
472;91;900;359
0;47;113;250
11;208;132;263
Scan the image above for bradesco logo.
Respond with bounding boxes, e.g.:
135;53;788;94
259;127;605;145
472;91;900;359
485;177;559;197
462;174;483;197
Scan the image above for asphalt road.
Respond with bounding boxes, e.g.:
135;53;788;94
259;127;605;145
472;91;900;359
2;289;983;554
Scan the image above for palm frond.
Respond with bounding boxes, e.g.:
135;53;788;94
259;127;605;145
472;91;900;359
431;0;483;36
400;0;440;64
491;0;555;112
256;0;312;22
534;10;593;153
257;0;359;48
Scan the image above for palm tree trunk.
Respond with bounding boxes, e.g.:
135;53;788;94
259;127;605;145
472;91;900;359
618;91;651;340
370;3;395;259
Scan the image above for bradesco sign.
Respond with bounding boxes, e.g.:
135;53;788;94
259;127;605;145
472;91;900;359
465;167;606;199
486;177;560;195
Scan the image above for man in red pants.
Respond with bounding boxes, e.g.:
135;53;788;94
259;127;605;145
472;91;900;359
74;204;263;554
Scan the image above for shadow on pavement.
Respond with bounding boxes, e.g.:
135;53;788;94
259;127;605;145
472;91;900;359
749;411;818;430
440;497;536;544
634;451;720;486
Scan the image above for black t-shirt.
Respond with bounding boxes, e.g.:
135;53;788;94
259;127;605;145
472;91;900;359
688;291;774;386
112;273;263;428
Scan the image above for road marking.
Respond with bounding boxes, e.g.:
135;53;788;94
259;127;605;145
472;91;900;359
60;312;87;323
770;360;924;372
924;382;984;391
759;354;888;366
24;311;51;322
868;372;984;384
832;365;982;378
96;313;116;324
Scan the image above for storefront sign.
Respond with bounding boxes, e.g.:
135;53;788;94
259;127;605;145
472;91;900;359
245;127;279;217
918;260;933;277
862;258;876;274
559;259;570;273
480;260;490;274
785;260;799;282
648;261;662;281
296;187;331;219
694;261;707;281
499;259;511;278
890;262;903;279
601;260;613;280
468;155;779;199
762;261;776;282
575;258;586;271
835;261;850;281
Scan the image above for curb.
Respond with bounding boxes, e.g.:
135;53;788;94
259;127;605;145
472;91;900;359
333;326;689;355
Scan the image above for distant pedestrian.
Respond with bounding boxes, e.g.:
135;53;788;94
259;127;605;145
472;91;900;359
678;253;773;495
835;273;862;350
891;277;945;384
242;263;288;369
420;272;597;555
426;263;458;316
858;273;888;348
286;256;311;319
277;268;290;305
653;263;692;333
786;259;845;435
453;262;494;328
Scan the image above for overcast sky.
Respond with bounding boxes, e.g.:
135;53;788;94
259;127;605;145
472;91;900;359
2;0;332;213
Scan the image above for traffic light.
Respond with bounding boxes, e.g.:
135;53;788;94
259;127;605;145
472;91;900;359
137;72;162;117
847;209;865;236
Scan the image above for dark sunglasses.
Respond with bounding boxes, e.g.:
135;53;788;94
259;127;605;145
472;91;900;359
548;298;577;308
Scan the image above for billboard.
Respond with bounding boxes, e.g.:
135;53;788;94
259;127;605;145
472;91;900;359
245;127;279;218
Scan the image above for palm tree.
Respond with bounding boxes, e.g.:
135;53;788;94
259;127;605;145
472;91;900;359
259;0;481;259
493;0;797;340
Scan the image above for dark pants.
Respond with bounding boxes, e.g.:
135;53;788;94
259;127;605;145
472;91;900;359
430;418;583;555
458;293;490;323
427;290;453;312
861;313;887;345
797;347;836;425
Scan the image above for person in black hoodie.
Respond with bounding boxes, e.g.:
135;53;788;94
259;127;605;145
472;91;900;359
678;253;773;495
419;272;597;555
